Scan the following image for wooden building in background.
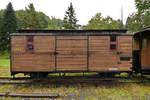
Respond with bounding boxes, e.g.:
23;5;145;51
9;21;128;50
10;29;133;77
133;27;150;74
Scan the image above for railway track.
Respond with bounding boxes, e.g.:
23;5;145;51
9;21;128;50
0;92;60;99
0;75;139;80
0;76;149;84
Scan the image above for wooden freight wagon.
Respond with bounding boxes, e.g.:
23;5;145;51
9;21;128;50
133;27;150;74
10;29;133;77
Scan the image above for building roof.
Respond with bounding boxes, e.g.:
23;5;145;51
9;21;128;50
11;29;133;36
17;29;128;33
134;26;150;36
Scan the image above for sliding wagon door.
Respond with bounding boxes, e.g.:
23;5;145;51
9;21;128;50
34;36;55;71
118;36;132;71
56;36;87;71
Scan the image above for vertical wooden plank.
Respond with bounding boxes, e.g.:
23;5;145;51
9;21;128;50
56;36;87;71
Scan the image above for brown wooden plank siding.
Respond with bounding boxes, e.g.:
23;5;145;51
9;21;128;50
56;36;87;71
11;36;26;52
11;36;55;72
89;36;119;71
12;54;55;71
118;36;132;57
134;39;140;50
141;37;150;69
11;34;132;73
118;36;132;71
34;36;55;52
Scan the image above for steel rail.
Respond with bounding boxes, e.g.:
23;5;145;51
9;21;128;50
0;92;59;98
0;76;134;80
0;77;149;84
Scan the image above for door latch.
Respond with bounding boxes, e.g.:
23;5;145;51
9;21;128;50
54;52;58;55
117;51;122;55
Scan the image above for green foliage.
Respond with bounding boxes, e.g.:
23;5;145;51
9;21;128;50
15;10;26;29
126;12;142;33
0;59;10;69
37;12;49;29
0;10;4;29
17;3;55;29
0;51;9;59
128;12;150;33
126;0;150;33
63;3;78;29
0;2;17;51
23;3;40;29
135;0;150;13
0;4;63;30
48;17;63;29
15;4;63;30
84;13;121;29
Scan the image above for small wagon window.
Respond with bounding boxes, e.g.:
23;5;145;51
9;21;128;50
28;36;33;42
27;44;34;50
110;44;116;50
110;36;116;42
142;39;147;50
27;36;34;52
110;36;117;50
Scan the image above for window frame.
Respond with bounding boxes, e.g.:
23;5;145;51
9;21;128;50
26;36;34;52
142;38;147;50
110;35;117;50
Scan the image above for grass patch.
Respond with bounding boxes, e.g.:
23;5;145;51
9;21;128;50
0;59;10;69
0;59;10;77
0;52;9;59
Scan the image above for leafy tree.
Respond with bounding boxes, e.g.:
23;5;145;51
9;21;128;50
48;17;63;29
0;10;4;29
63;3;78;29
135;0;150;13
15;10;26;29
23;3;40;29
126;12;150;33
0;2;17;51
126;0;150;33
126;13;141;33
84;13;121;29
16;4;58;29
15;10;52;29
36;12;49;29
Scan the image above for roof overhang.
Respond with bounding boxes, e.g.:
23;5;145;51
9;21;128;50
134;27;150;38
16;29;128;33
